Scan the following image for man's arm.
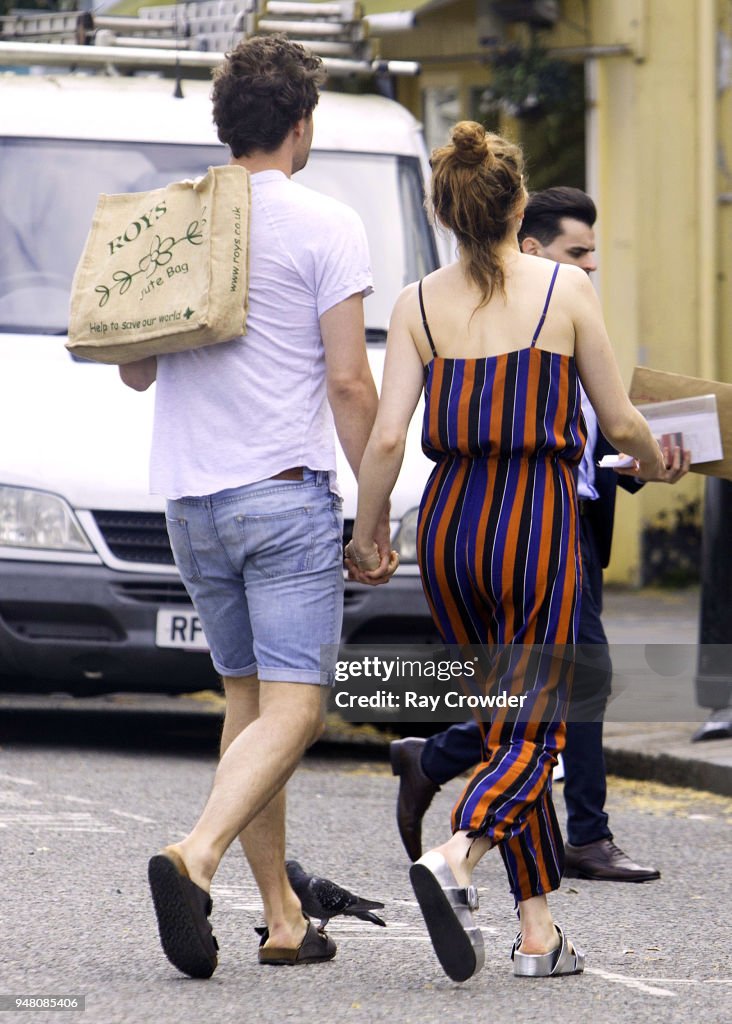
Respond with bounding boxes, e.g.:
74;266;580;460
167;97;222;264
321;294;378;476
119;356;157;392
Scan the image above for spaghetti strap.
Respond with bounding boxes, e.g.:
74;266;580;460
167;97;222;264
531;262;561;347
418;279;438;358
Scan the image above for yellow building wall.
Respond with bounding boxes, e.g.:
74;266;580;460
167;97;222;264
718;9;732;390
380;0;488;136
375;0;479;61
374;0;730;584
578;0;727;583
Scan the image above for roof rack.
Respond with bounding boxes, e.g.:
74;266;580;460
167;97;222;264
0;1;419;78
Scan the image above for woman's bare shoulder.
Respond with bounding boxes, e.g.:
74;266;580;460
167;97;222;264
523;261;596;315
554;262;594;293
400;265;462;309
392;278;433;331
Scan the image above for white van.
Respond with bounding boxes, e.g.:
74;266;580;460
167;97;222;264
0;59;447;694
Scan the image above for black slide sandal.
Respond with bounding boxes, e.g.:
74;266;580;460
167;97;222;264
148;849;219;979
409;851;485;983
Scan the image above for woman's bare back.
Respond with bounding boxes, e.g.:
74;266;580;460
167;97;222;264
410;252;576;363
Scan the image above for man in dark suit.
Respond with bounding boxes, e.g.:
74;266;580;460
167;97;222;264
391;187;690;882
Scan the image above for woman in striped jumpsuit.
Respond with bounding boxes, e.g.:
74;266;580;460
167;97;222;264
347;122;665;981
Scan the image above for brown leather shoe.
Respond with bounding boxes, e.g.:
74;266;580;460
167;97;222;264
257;921;336;966
390;737;439;862
564;838;661;882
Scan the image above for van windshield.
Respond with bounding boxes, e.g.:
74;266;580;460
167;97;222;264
0;138;437;336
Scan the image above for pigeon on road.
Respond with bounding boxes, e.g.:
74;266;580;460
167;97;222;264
285;860;386;929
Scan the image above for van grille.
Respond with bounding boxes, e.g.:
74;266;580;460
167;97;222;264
115;581;191;604
92;511;354;567
92;510;174;565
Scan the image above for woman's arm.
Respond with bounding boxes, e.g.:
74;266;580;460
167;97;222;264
569;269;665;479
347;286;426;581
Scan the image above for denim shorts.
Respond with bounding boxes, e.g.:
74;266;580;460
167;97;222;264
166;470;344;684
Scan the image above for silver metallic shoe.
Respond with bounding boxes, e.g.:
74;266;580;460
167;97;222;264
511;925;584;977
409;850;485;983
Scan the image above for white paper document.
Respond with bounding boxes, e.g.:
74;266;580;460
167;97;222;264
597;454;637;469
634;393;723;464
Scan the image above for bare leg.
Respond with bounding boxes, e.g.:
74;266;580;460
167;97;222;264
514;895;560;954
431;831;559;954
218;676;306;949
168;678;324;948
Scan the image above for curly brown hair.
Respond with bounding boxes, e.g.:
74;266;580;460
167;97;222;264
212;35;326;158
429;121;525;306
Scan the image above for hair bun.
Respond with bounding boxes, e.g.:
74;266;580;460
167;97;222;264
450;121;489;167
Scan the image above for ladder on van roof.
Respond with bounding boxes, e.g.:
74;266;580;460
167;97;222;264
0;0;419;78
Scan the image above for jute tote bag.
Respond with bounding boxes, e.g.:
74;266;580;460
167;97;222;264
67;165;250;364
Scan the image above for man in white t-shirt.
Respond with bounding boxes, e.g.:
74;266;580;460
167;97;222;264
120;36;395;978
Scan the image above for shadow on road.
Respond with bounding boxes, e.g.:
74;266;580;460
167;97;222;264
0;696;394;762
0;702;222;757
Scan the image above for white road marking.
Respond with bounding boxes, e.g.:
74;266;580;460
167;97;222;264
109;809;157;823
30;826;125;833
214;883;264;914
0;823;123;833
339;933;433;943
62;795;96;804
0;813;95;822
626;977;732;986
0;773;37;786
0;792;42;807
213;887;500;946
0;811;124;834
585;967;677;997
333;924;498;940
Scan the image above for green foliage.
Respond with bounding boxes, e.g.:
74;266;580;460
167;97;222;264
481;44;574;120
520;62;586;191
641;497;702;588
477;46;586;191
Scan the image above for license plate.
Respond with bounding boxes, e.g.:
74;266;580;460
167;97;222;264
155;608;209;651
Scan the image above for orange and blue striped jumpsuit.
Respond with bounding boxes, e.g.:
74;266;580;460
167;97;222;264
416;264;586;902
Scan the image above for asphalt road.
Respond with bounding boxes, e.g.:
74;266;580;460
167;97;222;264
2;709;732;1024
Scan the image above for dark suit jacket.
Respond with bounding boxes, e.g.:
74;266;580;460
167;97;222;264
584;432;644;569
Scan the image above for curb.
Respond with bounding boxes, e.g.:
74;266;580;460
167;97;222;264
316;727;732;801
604;746;732;798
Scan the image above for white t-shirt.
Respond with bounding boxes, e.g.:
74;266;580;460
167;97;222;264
577;383;599;501
150;168;373;498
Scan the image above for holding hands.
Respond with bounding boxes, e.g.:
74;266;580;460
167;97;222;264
345;511;400;585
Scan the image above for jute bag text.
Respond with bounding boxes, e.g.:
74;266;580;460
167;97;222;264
67;165;250;364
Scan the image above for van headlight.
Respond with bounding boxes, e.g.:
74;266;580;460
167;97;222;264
0;486;93;552
392;506;419;563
